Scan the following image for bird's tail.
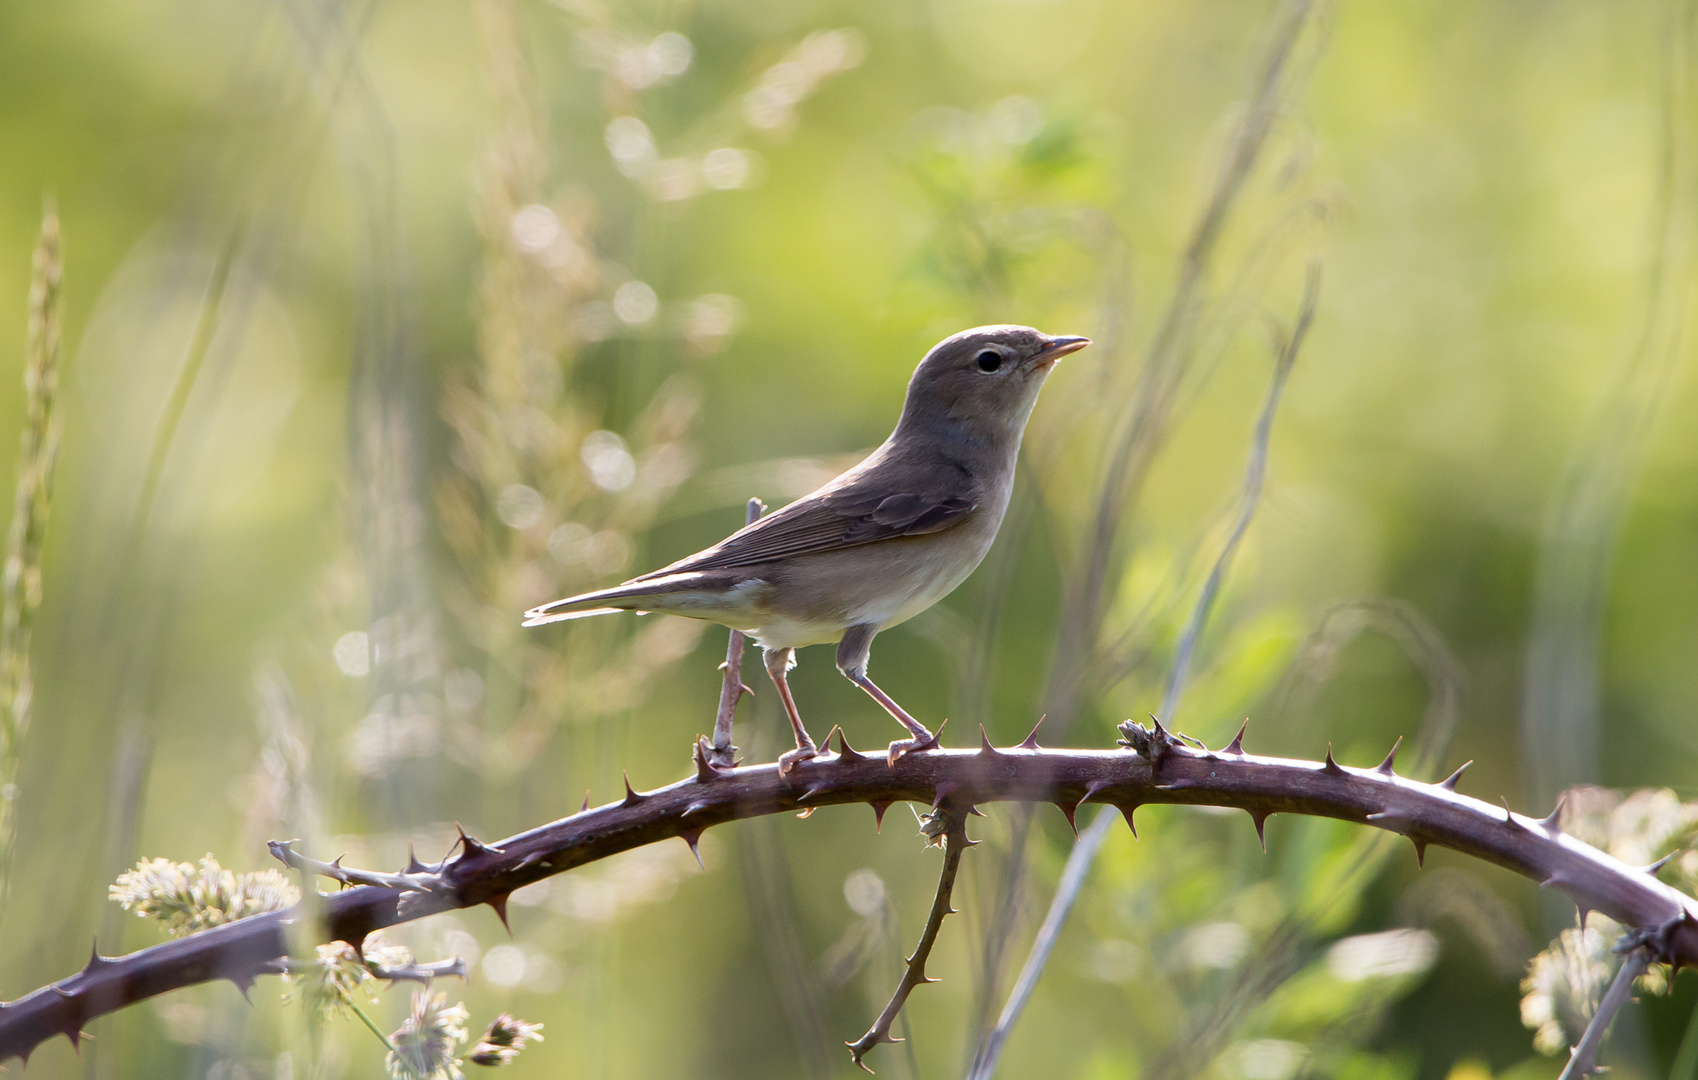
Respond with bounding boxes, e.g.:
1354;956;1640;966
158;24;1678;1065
521;571;717;627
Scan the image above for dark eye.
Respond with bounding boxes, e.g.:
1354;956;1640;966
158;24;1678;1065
975;349;1003;373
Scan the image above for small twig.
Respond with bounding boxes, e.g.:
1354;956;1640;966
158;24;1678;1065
702;498;764;769
268;954;469;985
367;956;469;984
1557;943;1652;1080
848;802;973;1072
268;839;445;894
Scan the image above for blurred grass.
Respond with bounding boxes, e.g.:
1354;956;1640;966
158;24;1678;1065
0;0;1695;1078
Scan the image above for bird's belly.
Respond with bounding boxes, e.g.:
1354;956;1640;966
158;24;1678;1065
748;526;996;650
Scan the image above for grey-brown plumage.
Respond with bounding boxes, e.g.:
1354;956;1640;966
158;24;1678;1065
524;325;1089;770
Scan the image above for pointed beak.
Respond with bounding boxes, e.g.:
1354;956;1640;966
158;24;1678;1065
1033;335;1091;367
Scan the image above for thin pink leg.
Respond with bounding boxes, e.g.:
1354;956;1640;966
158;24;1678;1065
764;648;818;777
846;671;937;767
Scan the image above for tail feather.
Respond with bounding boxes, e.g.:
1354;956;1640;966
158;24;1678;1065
521;606;624;628
521;571;717;627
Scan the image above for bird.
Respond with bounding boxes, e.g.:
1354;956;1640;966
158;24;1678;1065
523;325;1089;773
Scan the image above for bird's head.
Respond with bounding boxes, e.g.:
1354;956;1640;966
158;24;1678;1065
895;325;1090;449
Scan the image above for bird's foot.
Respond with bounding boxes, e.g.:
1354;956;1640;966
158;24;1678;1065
778;743;820;778
886;730;939;768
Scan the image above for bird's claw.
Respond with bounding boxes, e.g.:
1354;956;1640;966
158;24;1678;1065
886;733;938;768
778;744;820;778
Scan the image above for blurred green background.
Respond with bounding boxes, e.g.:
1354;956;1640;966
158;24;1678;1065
0;0;1695;1078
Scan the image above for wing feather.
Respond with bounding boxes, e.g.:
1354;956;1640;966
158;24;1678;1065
637;488;975;577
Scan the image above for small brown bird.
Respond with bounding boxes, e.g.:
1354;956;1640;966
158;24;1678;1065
524;326;1089;772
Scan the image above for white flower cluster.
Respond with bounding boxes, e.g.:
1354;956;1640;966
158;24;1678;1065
109;854;299;937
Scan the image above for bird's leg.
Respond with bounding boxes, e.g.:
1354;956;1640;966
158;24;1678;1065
836;625;937;767
764;647;818;777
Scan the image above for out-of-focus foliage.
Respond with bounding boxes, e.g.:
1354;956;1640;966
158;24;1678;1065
1;0;1696;1078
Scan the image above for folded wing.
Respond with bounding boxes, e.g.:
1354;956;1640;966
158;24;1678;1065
638;488;975;578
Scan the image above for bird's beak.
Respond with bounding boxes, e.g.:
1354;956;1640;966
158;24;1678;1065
1033;335;1091;367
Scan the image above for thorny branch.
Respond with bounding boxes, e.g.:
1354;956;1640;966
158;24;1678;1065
3;723;1696;1066
848;801;974;1071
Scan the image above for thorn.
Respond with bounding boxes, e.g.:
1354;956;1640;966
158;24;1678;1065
1438;761;1472;792
871;800;893;832
682;801;710;818
1054;799;1080;836
836;727;869;764
1408;835;1430;866
1537;796;1566;835
1375;736;1403;776
1500;797;1521;829
64;1027;87;1053
796;807;816;819
1018;715;1045;750
580;790;591;813
1578;904;1592;930
967;804;986;817
680;829;705;869
455;826;505;861
1249;810;1269;851
1119;803;1140;839
931;782;961;810
228;971;256;1003
1645;853;1676;875
81;941;109;977
1323;744;1346;776
405;843;431;875
978;724;1000;757
693;740;726;783
1081;779;1114;804
621;773;645;808
486;892;512;935
796;784;828;803
1224;719;1248;755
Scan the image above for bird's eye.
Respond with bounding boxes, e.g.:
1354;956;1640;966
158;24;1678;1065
975;350;1003;373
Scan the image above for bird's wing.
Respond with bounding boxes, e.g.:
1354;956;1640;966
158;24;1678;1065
640;488;976;576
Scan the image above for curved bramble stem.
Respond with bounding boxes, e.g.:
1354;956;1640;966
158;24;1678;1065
2;731;1695;1065
847;801;973;1072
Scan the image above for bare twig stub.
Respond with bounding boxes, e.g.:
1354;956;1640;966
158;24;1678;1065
848;800;974;1071
3;731;1696;1064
